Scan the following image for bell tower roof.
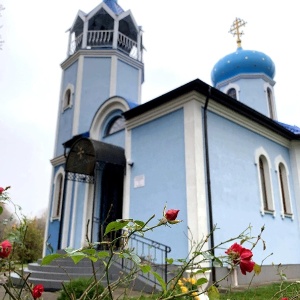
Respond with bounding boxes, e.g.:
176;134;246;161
103;0;124;15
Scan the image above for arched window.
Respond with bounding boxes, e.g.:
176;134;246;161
105;116;125;135
259;157;269;210
65;89;71;107
227;88;237;99
62;84;74;111
267;87;274;119
52;172;64;219
278;162;292;216
256;153;274;214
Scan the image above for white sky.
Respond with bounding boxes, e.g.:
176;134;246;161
0;0;299;217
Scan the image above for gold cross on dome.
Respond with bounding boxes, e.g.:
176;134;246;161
229;18;247;48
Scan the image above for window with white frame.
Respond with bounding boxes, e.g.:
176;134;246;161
225;83;240;100
255;149;275;215
105;116;125;136
267;87;274;119
62;84;74;111
277;162;292;217
227;88;237;99
52;171;64;219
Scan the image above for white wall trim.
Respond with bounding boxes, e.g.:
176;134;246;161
274;155;293;219
90;96;130;139
254;147;275;217
184;100;208;254
72;56;84;136
123;128;131;219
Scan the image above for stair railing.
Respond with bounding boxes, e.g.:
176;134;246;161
115;232;172;286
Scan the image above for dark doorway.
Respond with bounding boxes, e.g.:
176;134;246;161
98;163;124;247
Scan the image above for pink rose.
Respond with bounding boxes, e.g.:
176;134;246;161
0;187;4;195
0;240;12;258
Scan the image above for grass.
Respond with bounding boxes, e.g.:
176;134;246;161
126;282;300;299
219;281;300;300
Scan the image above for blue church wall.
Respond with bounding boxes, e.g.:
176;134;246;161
46;165;64;254
46;181;58;254
129;109;188;260
78;57;111;134
46;220;60;255
206;111;300;264
116;60;139;103
55;62;78;156
102;130;125;147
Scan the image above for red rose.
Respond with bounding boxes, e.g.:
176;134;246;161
32;284;44;299
281;298;289;300
165;209;180;221
0;240;12;258
0;187;4;194
226;243;255;275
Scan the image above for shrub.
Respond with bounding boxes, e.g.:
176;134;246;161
58;277;106;300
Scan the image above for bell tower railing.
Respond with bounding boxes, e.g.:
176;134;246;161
69;30;141;61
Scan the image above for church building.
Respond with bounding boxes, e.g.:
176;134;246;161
44;0;300;286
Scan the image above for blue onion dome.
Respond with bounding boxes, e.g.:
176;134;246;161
211;47;276;86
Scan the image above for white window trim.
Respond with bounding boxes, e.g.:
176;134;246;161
254;147;275;217
62;83;75;111
224;83;240;100
51;167;65;221
264;83;277;120
90;96;129;140
275;155;293;220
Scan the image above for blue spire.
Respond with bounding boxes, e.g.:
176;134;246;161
103;0;124;15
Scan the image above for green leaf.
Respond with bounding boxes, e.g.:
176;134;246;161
0;206;3;215
151;271;166;293
213;257;223;267
104;220;129;236
97;251;109;258
134;220;145;229
70;253;86;264
196;277;208;286
207;285;220;300
41;253;64;265
202;252;214;260
82;248;96;256
139;264;151;273
254;263;262;275
166;258;174;264
131;253;141;264
64;247;76;254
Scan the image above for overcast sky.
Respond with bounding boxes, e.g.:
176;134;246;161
1;0;300;217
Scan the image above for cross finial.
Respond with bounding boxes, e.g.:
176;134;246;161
229;18;247;48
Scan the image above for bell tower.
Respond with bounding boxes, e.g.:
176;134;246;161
54;0;144;157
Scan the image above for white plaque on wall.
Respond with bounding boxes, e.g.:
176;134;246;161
134;175;145;188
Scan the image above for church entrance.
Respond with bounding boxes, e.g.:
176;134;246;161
98;163;124;248
62;137;126;250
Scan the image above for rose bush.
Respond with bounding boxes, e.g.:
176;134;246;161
2;186;300;299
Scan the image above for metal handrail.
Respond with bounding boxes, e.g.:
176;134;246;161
117;232;172;286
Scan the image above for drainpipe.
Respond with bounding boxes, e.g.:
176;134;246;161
203;86;216;284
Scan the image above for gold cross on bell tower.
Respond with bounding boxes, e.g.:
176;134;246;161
229;18;247;48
